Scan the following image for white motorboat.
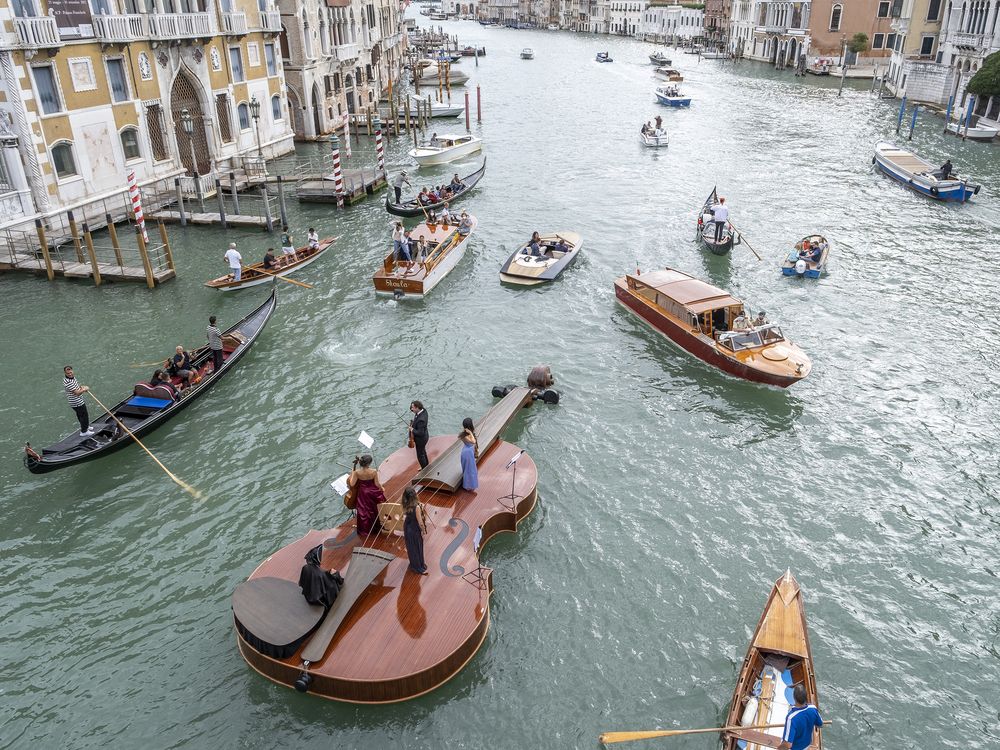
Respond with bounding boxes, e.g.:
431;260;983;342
410;95;464;118
547;23;559;29
521;48;534;59
654;85;691;107
409;133;483;165
640;130;669;148
416;64;470;86
649;51;672;65
946;120;999;141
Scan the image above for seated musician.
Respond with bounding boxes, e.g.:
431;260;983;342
298;544;343;609
167;345;198;389
149;369;179;400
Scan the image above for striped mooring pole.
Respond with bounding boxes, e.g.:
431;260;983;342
329;133;344;209
127;170;148;242
374;115;384;175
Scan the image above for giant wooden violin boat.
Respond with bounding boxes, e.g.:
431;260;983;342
232;367;559;703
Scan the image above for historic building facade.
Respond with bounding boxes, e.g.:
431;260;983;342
641;0;703;42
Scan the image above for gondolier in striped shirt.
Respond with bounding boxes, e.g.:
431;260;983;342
779;684;823;750
63;366;94;437
207;316;224;373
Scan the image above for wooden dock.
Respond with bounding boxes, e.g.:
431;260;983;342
295;168;387;205
148;211;269;228
0;252;175;284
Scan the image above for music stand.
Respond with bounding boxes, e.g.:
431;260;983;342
496;449;525;513
461;526;490;593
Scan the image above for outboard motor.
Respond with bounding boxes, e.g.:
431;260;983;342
795;259;807;275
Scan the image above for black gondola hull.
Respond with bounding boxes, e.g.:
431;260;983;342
385;159;486;218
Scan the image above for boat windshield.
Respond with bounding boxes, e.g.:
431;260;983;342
718;324;786;351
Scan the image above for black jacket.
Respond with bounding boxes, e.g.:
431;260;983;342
411;409;429;444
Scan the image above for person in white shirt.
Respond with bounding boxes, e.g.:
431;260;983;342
711;197;729;243
223;242;242;282
732;311;748;331
439;202;451;224
307;228;320;250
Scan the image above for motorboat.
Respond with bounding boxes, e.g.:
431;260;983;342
372;215;478;298
409;133;483;166
639;130;669;147
873;141;980;202
460;46;486;56
499;232;582;286
649;51;672;65
782;235;830;278
945;120;999;141
654;85;691;107
654;66;683;81
521;48;534;59
806;57;834;75
547;23;559;30
614;268;811;387
409;94;464;118
416;64;470;86
596;51;613;63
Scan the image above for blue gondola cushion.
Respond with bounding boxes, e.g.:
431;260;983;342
126;396;172;409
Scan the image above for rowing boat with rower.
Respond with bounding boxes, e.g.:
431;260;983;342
204;238;336;290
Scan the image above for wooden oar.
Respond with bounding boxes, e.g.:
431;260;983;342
727;223;763;261
130;360;167;369
243;265;313;289
600;720;830;744
86;391;202;500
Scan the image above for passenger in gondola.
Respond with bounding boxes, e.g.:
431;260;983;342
417;188;431;205
298;544;343;609
262;247;278;271
450;173;466;192
167;345;198;389
149;369;179;400
348;454;386;535
307;227;320;250
428;187;441;202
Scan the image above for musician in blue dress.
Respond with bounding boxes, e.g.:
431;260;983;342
459;418;478;491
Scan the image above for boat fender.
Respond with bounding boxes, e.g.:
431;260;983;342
871;156;876;165
740;696;759;726
795;259;807;275
294;666;313;693
491;384;519;398
930;186;939;196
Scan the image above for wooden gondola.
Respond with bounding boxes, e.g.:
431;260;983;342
204;238;336;291
721;571;823;750
385;159;486;218
499;231;582;285
23;290;277;474
697;186;739;256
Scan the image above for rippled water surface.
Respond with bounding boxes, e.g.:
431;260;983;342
2;17;999;750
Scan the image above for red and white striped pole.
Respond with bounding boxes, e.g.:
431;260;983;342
373;114;384;176
127;170;148;242
343;115;351;160
329;134;344;209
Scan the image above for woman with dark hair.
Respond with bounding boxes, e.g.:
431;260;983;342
459;418;478;491
348;454;386;535
401;486;428;575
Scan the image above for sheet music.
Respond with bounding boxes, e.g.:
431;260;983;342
331;473;350;496
473;526;483;554
358;430;374;449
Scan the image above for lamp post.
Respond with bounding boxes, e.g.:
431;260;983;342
179;107;204;212
249;95;262;158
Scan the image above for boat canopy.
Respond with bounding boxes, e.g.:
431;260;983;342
627;269;741;314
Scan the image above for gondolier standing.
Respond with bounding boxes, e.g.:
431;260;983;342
63;366;93;437
409;400;429;469
207;315;224;373
392;171;411;204
711;196;728;242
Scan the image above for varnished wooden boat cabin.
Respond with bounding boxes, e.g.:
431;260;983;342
614;268;811;387
722;571;823;750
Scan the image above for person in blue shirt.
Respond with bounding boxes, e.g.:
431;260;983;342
779;684;823;750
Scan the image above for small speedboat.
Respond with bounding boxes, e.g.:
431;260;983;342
409;133;483;166
499;231;582;286
547;23;559;30
655;85;691;107
782;235;829;278
596;51;613;63
806;57;834;75
409;94;463;118
654;66;683;81
639;130;669;148
873;141;981;202
416;64;470;86
649;51;672;65
945;120;999;141
520;48;534;59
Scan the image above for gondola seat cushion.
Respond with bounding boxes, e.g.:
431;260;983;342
125;395;173;409
133;383;176;401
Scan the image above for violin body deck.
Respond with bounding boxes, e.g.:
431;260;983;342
235;433;539;703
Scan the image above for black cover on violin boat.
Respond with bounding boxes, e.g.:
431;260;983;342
24;289;277;474
385;158;486;218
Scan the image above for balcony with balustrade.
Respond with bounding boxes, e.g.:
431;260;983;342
221;12;249;35
334;42;360;61
149;13;215;40
11;15;61;48
950;31;984;49
93;13;149;42
258;10;282;32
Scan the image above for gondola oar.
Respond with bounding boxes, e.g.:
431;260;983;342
727;222;763;261
600;720;831;744
130;360;167;369
86;391;202;500
243;265;313;289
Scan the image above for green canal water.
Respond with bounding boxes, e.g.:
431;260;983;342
3;17;999;750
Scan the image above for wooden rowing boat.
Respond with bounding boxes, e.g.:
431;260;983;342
204;238;336;290
372;216;478;298
721;571;823;750
24;290;277;473
781;235;830;279
614;267;811;387
385;159;486;218
697;186;737;255
499;231;582;285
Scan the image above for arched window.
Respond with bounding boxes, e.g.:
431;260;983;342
830;3;842;29
271;94;282;120
237;102;251;129
51;141;77;178
120;127;141;160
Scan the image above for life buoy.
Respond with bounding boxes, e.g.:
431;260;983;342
930;186;939;196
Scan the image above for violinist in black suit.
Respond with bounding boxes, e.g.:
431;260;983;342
409;400;429;469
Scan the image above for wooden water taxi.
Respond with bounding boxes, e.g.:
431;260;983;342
232;377;554;703
372;215;478;298
781;235;829;279
697;187;737;255
409;133;483;166
873;141;981;202
721;571;823;750
654;66;683;81
385;159;485;218
499;231;581;285
204;238;336;291
649;51;672;65
614;268;811;387
655;85;691;107
24;291;276;473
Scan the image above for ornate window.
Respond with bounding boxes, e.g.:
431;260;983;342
144;102;168;161
120;127;141;160
237;102;251;130
51;142;77;178
32;65;61;114
829;3;842;29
